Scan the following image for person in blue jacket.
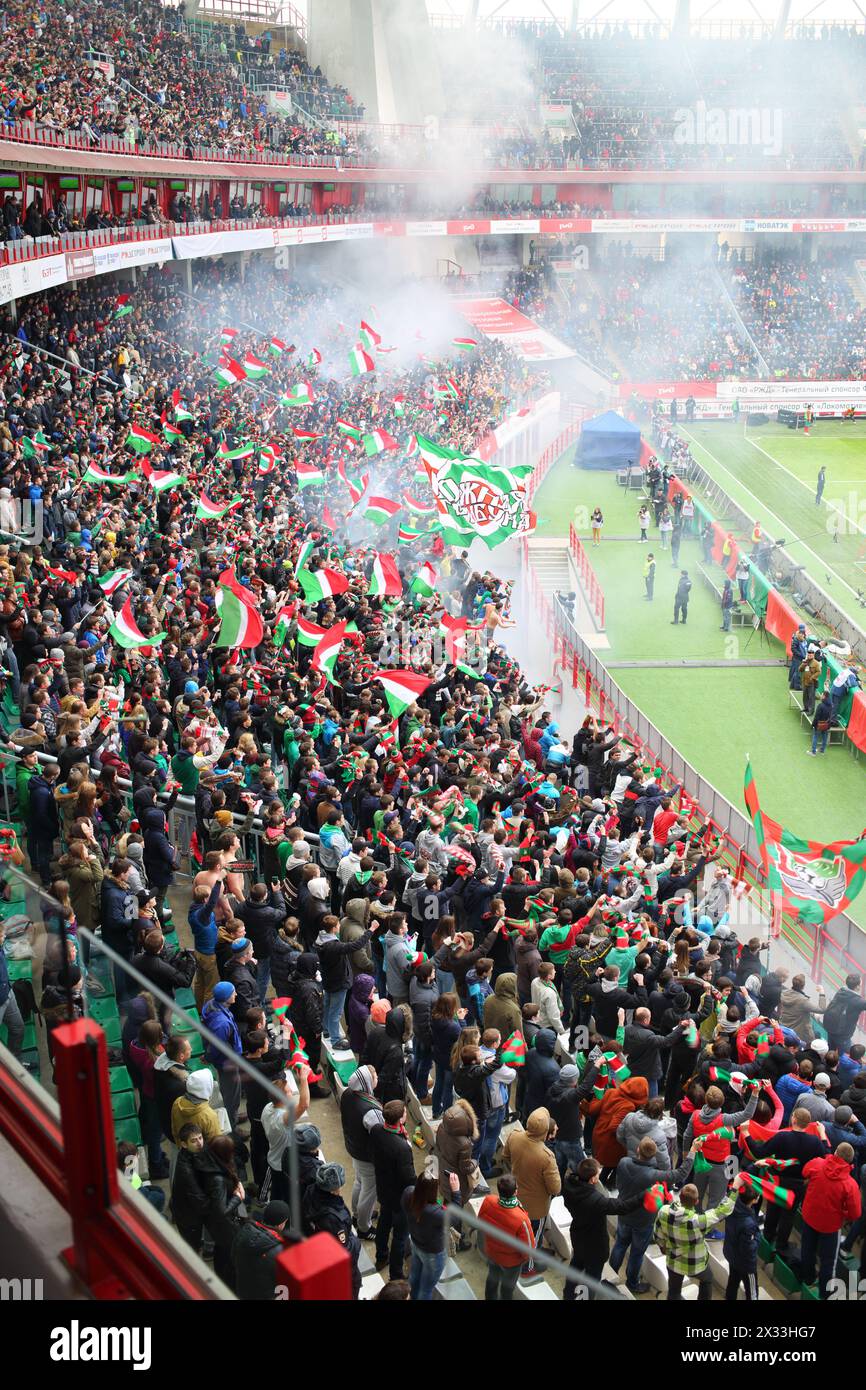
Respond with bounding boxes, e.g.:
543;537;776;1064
202;981;244;1130
189;877;223;1011
723;1183;761;1300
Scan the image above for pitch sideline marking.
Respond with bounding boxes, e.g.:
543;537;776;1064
681;426;863;605
743;428;866;545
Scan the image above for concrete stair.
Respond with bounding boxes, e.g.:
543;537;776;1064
525;538;571;603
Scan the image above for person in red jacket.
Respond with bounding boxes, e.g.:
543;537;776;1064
479;1174;536;1300
801;1142;862;1298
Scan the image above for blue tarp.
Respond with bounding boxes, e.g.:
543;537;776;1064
574;410;641;470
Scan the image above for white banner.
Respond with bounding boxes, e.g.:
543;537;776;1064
92;237;173;272
716;380;866;403
406;220;449;238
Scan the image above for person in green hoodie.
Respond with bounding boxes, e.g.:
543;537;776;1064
171;734;201;795
15;747;38;820
606;920;652;984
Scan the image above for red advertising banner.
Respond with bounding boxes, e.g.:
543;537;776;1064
846;691;866;755
456;296;575;362
765;588;799;649
617;381;719;399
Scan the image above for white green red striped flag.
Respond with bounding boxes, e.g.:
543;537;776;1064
258;446;280;474
161;411;184;444
220;328;239;347
452;337;477;352
295;538;316;575
141;457;184;494
298;567;350;603
274;602;298;647
294;461;325;489
375;669;432;718
349;346;375;377
411;563;437;598
375;719;400;753
218;440;255;461
363;430;399;457
338;457;368;506
214;584;265;649
109;597;165;650
406;434;419;457
82;462;136;486
359;320;381;351
393;395;406;417
113;294;133;320
402;491;436;514
307;348;322;368
368;552;403;599
364;496;401;526
268;337;288;357
213;358;247;389
294;614;327;647
311;619;348;684
281;382;314;408
98;569;133;596
242;351;269;380
126;425;160;455
335;419;361;441
196;492;242;520
292;427;324;441
22;432;49;457
397;525;426;545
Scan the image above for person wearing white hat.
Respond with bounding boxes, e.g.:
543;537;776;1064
797;1073;835;1125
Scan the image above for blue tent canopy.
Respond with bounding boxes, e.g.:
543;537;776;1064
575;410;641;470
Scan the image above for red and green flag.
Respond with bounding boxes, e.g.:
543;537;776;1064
220;328;239;347
335;419;361;441
214;584;264;649
295;614;327;647
218;441;255;461
113;294;133;320
363;429;399;457
281;382;314;408
358;320;381;352
368;553;403;600
213;357;247;389
109;597;165;650
268;336;288;357
298;567;350;603
294;461;325;489
452;336;477;352
82;462;136;486
242;351;269;380
307;348;322;368
196;491;242;521
364;495;401;525
98;569;133;596
411;562;436;598
22;431;49;457
141;457;184;493
311;619;348;684
348;346;375;377
375;669;431;718
126;424;160;456
744;760;866;926
739;1172;796;1208
398;525;426;545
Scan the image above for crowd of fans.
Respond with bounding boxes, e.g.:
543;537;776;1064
1;0;864;172
724;250;866;381
0;250;862;1305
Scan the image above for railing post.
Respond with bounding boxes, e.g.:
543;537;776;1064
53;1018;128;1296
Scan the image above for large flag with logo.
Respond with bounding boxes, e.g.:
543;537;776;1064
743;760;866;926
416;435;536;549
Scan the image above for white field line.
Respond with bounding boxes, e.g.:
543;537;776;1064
681;426;863;604
743;427;866;545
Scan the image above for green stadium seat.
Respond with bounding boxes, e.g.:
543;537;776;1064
111;1090;138;1122
109;1065;133;1094
757;1235;775;1264
87;997;120;1027
772;1254;802;1296
174;988;196;1010
170;1007;200;1034
114;1117;142;1148
162;931;179;951
101;1019;122;1050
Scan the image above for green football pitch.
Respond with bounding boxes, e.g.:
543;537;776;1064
531;439;866;924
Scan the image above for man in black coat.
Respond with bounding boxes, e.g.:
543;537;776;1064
521;1028;561;1120
223;938;260;1027
232;1200;290;1300
315;914;375;1050
170;1124;209;1252
562;1157;644;1301
623;1007;684;1095
236;881;288;1005
586;966;648;1040
369;1100;417;1278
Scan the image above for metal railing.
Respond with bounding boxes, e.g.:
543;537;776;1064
568;523;605;629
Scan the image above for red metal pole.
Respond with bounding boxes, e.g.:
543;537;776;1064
275;1232;352;1300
